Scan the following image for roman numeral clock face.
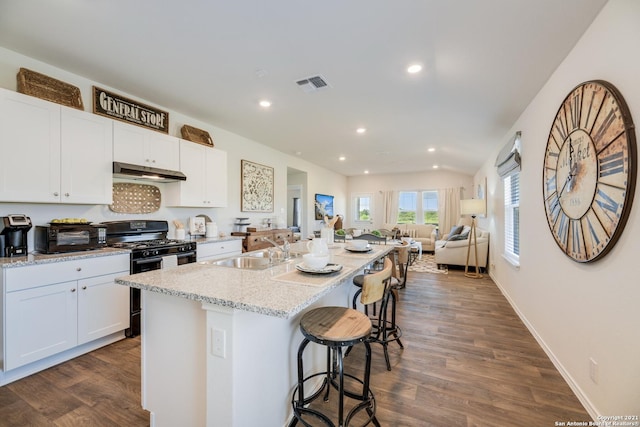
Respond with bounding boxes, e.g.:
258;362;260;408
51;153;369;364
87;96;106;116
543;80;637;262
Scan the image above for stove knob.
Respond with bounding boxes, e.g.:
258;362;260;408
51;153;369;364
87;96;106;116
179;246;186;252
153;250;160;256
143;250;150;257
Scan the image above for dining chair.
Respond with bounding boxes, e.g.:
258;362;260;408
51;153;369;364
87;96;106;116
353;233;387;245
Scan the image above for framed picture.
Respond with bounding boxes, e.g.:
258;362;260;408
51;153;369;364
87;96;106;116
241;160;274;212
314;193;334;220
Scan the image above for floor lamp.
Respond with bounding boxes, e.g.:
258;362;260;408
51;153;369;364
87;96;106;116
460;199;486;279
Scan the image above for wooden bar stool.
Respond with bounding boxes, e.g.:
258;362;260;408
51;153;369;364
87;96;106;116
347;257;403;371
289;267;391;426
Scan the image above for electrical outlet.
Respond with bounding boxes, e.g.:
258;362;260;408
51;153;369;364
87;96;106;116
589;357;599;384
212;328;226;358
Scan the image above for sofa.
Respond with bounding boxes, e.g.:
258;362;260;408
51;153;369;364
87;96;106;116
434;223;489;269
381;223;438;252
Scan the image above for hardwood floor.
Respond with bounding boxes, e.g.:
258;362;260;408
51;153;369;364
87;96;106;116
0;269;590;426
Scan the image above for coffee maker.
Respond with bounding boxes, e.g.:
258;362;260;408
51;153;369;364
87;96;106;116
0;214;32;257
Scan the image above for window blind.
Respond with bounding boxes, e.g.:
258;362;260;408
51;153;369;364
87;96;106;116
496;131;522;178
504;173;520;258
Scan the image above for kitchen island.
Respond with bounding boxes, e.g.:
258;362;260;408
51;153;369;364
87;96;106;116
115;241;393;427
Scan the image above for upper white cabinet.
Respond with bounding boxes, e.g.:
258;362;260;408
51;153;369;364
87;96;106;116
113;121;180;171
0;89;61;203
165;139;227;207
61;107;113;204
0;89;113;204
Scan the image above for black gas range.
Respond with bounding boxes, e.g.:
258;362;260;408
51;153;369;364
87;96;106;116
103;220;197;337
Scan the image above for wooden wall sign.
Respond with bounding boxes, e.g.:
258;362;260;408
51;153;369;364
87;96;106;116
92;86;169;133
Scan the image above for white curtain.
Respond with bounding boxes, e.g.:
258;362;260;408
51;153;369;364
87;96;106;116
437;187;461;237
382;190;398;225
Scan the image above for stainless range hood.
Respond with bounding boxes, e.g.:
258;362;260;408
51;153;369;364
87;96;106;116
113;162;187;182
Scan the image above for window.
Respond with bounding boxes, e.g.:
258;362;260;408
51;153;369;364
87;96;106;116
504;172;520;264
422;191;439;225
355;195;371;221
398;191;439;224
398;192;417;223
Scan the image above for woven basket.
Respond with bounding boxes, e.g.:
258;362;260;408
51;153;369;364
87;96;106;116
181;124;214;147
17;68;84;110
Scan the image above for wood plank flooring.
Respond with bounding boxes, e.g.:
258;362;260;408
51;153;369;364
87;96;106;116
0;269;590;426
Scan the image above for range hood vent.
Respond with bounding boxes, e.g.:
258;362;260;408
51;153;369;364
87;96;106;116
113;162;186;182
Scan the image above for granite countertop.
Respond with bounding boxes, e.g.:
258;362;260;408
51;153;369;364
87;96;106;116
116;242;394;319
0;247;131;269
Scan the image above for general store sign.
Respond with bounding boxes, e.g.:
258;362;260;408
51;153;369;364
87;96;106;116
92;86;169;133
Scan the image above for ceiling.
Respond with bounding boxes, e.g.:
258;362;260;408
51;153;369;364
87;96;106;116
0;0;608;177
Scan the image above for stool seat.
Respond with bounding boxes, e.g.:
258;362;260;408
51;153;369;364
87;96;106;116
301;306;371;346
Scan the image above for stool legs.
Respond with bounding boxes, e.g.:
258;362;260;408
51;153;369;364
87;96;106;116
290;340;380;427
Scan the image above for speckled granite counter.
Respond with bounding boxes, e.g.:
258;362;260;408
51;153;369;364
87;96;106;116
0;247;131;268
191;235;243;245
116;241;393;319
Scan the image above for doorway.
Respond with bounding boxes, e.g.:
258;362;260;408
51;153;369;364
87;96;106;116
287;167;308;239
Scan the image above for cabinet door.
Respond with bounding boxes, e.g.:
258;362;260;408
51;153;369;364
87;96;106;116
113;121;179;171
175;140;207;206
0;89;61;203
78;272;130;345
61;107;114;204
205;148;228;207
147;132;180;171
113;121;148;166
5;281;78;370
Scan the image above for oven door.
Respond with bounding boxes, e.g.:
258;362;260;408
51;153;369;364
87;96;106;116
132;251;197;273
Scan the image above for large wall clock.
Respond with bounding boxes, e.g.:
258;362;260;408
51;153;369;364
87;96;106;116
543;80;637;262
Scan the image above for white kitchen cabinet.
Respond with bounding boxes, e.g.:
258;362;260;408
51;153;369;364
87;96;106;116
165;140;228;207
0;88;61;203
196;240;242;262
2;254;129;371
5;280;78;370
60;107;113;204
0;89;113;204
113;121;180;171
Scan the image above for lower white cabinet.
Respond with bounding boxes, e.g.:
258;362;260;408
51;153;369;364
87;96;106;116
197;240;242;262
2;254;129;371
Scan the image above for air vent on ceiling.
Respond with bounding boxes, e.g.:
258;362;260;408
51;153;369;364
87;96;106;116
296;75;330;93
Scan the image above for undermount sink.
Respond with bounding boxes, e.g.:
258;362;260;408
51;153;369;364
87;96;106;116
211;251;301;270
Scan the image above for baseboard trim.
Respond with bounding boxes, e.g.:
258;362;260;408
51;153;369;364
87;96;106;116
488;271;599;420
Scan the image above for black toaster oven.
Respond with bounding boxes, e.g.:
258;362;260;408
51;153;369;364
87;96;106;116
35;223;107;254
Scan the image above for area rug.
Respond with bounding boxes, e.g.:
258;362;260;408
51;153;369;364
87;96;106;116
408;253;448;274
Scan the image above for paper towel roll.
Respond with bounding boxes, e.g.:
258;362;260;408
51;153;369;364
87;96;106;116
161;255;178;269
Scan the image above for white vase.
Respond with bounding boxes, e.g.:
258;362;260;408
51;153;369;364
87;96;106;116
320;227;334;245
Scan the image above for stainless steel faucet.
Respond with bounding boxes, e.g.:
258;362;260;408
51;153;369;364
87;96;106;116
261;236;291;260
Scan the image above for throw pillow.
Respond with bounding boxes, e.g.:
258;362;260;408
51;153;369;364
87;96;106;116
446;225;463;240
449;231;470;241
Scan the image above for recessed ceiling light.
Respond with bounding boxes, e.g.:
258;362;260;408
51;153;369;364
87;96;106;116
295;151;302;156
364;170;369;174
356;127;366;134
432;165;439;169
427;147;435;152
259;100;271;108
339;156;346;161
407;64;422;74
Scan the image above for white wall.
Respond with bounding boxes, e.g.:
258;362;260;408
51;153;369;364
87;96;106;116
479;0;640;417
0;48;347;241
346;170;473;229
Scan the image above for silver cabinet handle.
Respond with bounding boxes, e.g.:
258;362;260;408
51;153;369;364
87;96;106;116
65;193;70;197
71;288;76;292
76;267;82;271
82;286;87;290
54;192;59;196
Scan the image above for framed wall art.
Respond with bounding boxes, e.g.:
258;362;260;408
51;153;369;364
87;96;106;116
241;160;274;212
314;193;334;220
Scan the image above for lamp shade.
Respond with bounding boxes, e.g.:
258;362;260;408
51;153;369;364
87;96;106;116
460;198;486;216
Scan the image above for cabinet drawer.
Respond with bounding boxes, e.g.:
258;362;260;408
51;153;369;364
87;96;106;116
5;254;129;292
197;240;242;261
